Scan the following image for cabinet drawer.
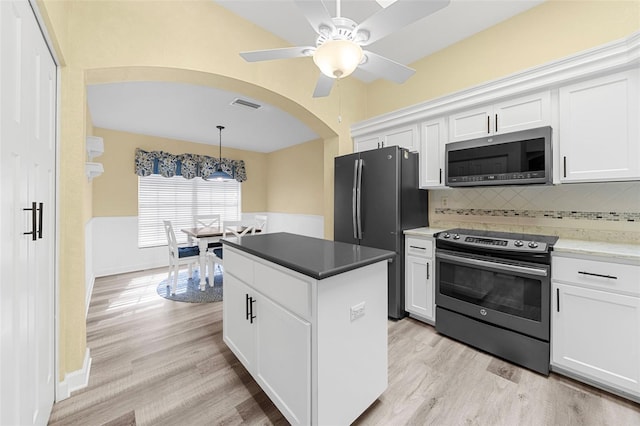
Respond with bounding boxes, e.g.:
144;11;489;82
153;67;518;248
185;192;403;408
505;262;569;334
552;256;640;296
254;261;312;320
406;237;433;258
224;248;254;284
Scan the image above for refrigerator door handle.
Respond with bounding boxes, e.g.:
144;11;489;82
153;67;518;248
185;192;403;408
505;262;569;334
356;158;363;239
352;160;358;240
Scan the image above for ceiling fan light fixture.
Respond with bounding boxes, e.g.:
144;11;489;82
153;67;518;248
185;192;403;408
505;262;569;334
313;39;363;79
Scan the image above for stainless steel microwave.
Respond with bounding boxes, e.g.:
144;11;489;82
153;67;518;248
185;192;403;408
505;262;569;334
445;126;552;187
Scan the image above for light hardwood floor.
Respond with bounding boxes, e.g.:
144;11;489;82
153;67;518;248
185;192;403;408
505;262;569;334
49;267;640;426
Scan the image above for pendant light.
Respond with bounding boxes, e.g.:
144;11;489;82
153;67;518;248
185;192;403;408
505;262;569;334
210;125;233;181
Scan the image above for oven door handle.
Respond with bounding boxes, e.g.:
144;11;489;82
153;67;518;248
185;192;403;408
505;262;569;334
437;252;548;277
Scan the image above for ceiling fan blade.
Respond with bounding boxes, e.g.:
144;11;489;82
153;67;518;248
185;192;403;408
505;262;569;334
359;50;415;84
293;0;335;35
355;0;450;46
240;46;313;62
313;74;335;98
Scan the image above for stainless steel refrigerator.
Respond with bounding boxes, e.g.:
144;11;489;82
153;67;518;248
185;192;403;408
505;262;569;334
334;145;429;319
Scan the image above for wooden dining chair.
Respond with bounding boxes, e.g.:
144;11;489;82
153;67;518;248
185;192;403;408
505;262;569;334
194;214;224;248
208;220;256;269
254;214;268;233
163;220;200;295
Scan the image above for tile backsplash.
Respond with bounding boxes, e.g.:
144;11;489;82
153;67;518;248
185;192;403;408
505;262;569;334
429;182;640;243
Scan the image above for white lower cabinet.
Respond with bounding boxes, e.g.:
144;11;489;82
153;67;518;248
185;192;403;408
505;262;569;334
551;254;640;399
255;295;311;425
223;246;388;425
405;236;435;323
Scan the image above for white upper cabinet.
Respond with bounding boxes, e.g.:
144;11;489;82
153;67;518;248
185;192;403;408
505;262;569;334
419;118;447;188
354;134;382;152
354;123;418;152
558;69;640;182
448;91;551;142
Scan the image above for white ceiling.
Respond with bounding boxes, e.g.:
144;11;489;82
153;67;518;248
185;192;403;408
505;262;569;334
87;0;544;153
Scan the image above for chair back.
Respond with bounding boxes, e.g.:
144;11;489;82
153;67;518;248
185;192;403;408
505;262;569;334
254;215;268;233
223;220;256;238
194;214;222;230
163;220;179;259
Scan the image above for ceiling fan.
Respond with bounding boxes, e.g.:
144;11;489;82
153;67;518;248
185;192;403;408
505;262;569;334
240;0;451;97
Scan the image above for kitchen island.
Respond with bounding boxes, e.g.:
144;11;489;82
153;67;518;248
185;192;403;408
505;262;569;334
221;232;394;425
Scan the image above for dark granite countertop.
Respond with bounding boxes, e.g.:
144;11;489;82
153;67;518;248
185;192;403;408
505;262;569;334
222;232;395;280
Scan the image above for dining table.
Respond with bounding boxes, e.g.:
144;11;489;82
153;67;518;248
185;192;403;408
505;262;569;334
181;226;259;291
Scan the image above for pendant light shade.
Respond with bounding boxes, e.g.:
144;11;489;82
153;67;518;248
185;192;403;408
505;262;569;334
210;125;233;181
313;39;363;79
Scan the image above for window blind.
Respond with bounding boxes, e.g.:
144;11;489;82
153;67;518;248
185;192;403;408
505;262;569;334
138;175;241;248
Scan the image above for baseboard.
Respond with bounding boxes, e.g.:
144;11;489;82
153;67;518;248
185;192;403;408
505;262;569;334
56;348;91;401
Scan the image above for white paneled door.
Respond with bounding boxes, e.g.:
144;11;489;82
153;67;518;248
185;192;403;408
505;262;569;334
1;1;57;425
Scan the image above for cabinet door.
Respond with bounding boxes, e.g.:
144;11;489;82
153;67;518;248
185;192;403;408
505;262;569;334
384;124;419;151
559;70;639;182
405;255;434;321
494;91;551;134
419;118;446;188
222;274;255;369
255;295;311;426
552;283;640;394
448;105;492;142
354;135;381;152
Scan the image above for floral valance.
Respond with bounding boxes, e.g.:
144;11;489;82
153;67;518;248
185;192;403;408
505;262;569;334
135;148;247;182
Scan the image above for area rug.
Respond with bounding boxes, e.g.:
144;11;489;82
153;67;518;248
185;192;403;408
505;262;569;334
156;267;223;303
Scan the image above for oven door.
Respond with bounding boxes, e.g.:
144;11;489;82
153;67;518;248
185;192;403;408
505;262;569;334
436;249;550;341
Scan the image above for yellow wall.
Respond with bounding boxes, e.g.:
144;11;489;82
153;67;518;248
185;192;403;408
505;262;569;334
366;0;640;117
91;128;268;216
266;139;325;215
37;0;640;383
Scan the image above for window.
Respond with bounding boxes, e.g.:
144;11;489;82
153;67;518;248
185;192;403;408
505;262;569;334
138;175;241;248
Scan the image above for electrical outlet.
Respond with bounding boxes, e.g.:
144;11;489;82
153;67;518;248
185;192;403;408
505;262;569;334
350;302;365;321
442;197;448;207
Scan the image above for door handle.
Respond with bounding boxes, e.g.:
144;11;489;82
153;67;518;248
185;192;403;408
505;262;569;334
356;159;363;240
352;160;358;240
556;288;560;312
23;202;37;241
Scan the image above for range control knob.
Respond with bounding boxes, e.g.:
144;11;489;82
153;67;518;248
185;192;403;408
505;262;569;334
453;234;460;240
514;240;524;247
443;233;451;239
528;241;539;249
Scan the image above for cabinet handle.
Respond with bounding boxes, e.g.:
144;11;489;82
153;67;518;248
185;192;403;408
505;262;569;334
249;297;256;324
23;202;37;241
38;202;43;239
578;271;618;280
245;294;250;320
563;156;567;178
556;288;560;312
439;168;442;184
487;116;490;134
495;114;498;131
426;263;430;280
409;246;426;251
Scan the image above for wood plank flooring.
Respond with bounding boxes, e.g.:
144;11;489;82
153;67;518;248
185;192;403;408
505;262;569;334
49;267;640;425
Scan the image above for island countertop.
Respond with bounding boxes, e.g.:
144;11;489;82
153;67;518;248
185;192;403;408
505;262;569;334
222;232;395;280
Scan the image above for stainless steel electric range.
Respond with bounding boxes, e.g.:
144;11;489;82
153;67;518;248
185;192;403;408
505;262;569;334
435;228;559;375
